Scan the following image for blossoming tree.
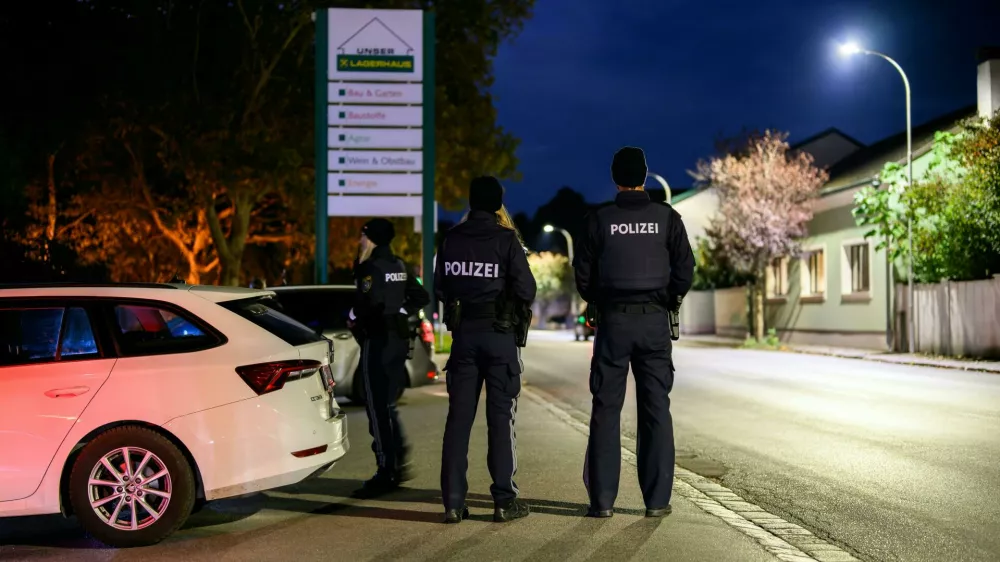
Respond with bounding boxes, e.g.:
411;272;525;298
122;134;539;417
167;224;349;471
695;131;828;341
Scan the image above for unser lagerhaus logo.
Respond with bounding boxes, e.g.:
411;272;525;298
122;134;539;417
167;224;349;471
336;17;415;73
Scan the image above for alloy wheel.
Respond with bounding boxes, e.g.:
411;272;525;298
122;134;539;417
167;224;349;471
87;446;173;531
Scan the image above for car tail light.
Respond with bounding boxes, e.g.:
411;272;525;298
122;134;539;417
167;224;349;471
420;320;434;344
236;360;322;395
427;370;436;380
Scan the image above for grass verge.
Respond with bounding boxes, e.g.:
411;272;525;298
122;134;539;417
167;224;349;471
435;332;452;354
741;328;789;351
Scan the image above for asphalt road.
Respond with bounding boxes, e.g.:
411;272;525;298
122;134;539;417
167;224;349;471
521;330;1000;562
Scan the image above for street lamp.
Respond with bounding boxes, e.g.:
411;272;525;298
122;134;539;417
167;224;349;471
647;172;672;203
839;41;915;354
543;224;578;327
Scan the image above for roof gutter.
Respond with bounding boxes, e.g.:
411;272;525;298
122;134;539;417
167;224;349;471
820;175;880;198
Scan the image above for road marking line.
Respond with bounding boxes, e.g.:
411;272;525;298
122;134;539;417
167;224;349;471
520;384;862;562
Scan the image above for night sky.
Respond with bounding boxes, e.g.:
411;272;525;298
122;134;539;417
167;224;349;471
486;0;1000;216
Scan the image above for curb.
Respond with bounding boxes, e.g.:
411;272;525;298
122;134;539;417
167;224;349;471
783;348;1000;375
679;339;1000;375
520;384;863;562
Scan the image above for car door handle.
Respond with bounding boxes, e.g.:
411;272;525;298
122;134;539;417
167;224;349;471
45;386;90;398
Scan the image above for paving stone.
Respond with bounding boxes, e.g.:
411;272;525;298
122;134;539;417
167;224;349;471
774;554;818;562
811;551;859;562
771;527;816;536
720;501;767;512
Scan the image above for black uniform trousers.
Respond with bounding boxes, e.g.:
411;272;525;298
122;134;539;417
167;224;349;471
441;330;522;511
584;308;675;511
360;332;410;473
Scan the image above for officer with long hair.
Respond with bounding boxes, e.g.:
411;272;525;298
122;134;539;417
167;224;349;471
435;177;536;524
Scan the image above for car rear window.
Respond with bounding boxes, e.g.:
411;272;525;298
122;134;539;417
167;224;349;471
221;297;325;346
271;289;355;332
112;304;218;356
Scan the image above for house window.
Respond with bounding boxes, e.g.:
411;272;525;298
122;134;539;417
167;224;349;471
802;249;826;297
766;257;789;298
844;242;870;294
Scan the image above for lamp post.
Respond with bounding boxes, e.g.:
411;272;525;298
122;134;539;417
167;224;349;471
839;41;915;354
647;172;673;203
543;224;577;328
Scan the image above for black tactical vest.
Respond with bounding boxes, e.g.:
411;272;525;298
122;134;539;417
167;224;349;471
595;202;672;291
438;218;510;307
369;255;407;315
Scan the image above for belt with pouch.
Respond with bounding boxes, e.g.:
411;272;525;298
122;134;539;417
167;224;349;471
605;302;665;314
462;301;497;320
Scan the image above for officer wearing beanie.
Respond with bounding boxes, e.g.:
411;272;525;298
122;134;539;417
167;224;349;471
576;147;694;518
435;176;536;524
349;218;430;498
646;187;668;205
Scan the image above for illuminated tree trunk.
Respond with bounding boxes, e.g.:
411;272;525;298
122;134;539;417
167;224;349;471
208;192;254;287
753;267;765;342
45;151;58;242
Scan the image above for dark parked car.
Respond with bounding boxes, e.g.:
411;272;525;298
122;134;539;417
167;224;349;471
269;285;439;403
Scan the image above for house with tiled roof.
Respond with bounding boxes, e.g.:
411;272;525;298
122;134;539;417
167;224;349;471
674;49;998;350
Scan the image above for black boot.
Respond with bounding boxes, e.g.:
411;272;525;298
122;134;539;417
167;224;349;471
493;498;530;522
351;471;399;499
443;506;470;524
394;446;415;483
587;506;614;518
645;505;672;517
396;464;415;483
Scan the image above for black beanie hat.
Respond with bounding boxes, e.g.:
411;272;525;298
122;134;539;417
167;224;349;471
469;176;504;212
611;146;648;188
361;218;395;246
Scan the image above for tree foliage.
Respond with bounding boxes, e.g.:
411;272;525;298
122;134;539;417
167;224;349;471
696;130;828;274
690;236;754;291
2;0;534;285
853;111;1000;282
695;130;828;340
527;251;571;303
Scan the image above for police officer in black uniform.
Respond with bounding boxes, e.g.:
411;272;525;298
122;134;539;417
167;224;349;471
575;147;694;518
646;187;668;205
349;218;430;498
435;176;536;524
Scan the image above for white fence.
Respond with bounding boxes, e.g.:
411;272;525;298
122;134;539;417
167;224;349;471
680;290;716;334
898;275;1000;359
712;287;749;339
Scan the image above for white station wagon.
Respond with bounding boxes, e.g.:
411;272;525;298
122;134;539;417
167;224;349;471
0;283;349;547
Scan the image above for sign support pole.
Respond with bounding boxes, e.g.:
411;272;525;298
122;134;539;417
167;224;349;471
421;11;436;317
314;10;329;284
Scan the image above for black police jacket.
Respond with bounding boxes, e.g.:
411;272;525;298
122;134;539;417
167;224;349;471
574;190;694;306
353;245;430;333
434;210;536;325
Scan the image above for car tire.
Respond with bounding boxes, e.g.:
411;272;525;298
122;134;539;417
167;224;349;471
69;425;196;548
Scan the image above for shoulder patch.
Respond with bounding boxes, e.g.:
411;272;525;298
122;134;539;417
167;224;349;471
361;275;373;293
